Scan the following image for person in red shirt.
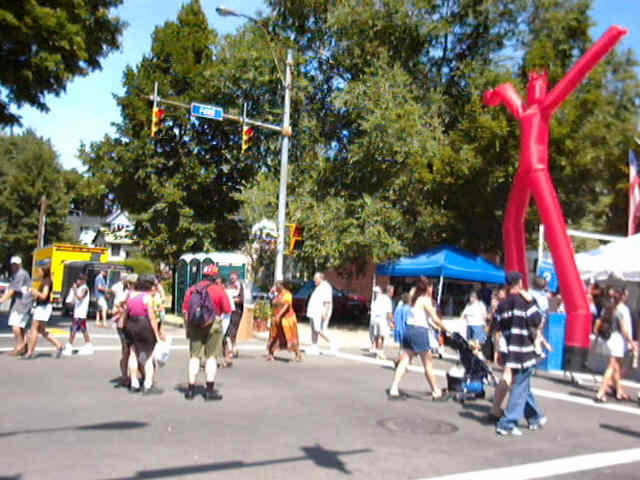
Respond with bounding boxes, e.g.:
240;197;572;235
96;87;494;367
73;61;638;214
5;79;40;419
182;265;231;401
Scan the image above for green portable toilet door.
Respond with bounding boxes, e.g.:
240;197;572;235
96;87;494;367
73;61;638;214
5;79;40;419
175;260;188;314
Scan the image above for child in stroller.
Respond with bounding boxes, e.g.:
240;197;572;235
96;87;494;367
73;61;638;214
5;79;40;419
445;332;497;402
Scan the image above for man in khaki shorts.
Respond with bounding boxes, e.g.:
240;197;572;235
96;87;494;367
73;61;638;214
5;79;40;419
182;265;231;401
0;256;33;356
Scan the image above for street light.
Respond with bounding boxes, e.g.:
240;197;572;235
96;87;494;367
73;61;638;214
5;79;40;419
216;5;292;283
215;5;254;21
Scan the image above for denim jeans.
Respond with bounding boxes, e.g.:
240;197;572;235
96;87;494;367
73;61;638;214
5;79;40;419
497;367;544;431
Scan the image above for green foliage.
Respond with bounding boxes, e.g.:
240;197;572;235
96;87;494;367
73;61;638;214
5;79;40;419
254;298;273;321
121;256;155;275
256;0;639;272
80;0;283;266
0;131;73;265
0;0;125;127
62;169;113;216
83;0;640;276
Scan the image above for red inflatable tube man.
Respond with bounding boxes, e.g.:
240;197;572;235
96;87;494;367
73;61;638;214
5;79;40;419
484;26;627;369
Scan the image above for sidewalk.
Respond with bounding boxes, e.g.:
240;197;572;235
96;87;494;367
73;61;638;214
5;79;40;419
165;313;374;350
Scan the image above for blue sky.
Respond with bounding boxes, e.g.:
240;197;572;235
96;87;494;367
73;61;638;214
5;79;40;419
13;0;640;171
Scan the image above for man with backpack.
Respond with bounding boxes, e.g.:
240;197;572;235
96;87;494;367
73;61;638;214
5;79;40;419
181;265;231;401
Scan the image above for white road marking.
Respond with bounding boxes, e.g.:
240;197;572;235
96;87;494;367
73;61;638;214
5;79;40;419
326;349;640;416
2;336;638;415
417;448;640;480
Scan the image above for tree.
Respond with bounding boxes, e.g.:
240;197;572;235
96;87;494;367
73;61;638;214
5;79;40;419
0;0;125;127
62;169;113;217
257;0;640;272
0;131;73;265
80;1;282;266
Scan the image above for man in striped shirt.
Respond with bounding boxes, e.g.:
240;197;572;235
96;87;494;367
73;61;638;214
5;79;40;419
495;271;547;436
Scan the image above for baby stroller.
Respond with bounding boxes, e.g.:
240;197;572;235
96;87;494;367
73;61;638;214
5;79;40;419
445;332;497;403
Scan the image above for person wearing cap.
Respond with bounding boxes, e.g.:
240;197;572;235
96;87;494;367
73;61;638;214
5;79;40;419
24;259;64;358
94;269;109;327
0;256;33;356
181;264;231;401
494;271;547;436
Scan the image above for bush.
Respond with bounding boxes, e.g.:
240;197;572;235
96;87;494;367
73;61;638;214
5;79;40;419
120;256;155;275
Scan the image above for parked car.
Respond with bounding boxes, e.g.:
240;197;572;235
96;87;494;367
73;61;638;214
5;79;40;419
292;280;369;324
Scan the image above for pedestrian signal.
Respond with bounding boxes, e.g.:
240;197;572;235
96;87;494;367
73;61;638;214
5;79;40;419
151;107;165;138
242;125;255;153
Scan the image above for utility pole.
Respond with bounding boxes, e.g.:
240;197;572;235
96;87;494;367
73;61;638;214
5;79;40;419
274;49;293;283
37;195;47;249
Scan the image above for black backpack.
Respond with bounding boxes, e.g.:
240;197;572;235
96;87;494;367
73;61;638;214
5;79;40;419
188;282;216;328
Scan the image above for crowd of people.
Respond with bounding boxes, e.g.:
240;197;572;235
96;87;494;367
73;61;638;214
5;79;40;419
2;252;639;424
370;271;640;435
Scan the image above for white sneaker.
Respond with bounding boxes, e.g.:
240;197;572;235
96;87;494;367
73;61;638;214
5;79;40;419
62;344;73;357
529;416;548;430
78;343;95;356
305;345;319;356
496;426;523;436
376;352;387;361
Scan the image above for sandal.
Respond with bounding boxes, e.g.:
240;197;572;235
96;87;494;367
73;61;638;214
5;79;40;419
265;355;274;361
432;390;449;402
594;393;608;403
387;390;407;401
616;393;630;402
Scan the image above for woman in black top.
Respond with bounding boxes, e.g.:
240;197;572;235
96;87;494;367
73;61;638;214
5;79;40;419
25;260;63;359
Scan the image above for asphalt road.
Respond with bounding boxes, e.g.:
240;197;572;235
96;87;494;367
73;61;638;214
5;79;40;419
1;313;640;480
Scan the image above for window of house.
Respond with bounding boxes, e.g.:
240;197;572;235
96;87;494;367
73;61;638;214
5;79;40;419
111;244;122;257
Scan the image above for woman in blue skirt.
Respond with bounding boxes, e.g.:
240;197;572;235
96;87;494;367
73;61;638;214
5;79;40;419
388;278;450;400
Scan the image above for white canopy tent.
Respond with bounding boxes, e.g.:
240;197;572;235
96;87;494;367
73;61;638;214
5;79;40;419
575;233;640;282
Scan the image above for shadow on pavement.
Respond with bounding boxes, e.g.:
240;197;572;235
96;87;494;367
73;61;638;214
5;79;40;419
0;421;148;438
457;401;493;426
600;423;640;439
106;444;371;478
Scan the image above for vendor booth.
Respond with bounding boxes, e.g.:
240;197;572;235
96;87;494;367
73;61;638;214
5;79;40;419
376;245;506;304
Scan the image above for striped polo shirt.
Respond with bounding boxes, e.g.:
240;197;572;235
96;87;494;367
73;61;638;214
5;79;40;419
495;292;542;370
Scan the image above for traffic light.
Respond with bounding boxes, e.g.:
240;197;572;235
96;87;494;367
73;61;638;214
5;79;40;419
242;125;255;153
150;107;165;138
286;223;304;254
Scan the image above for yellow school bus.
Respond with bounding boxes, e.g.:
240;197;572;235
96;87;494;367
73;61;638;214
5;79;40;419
32;243;109;310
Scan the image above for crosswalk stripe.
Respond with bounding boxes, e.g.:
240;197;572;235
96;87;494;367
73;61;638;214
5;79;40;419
416;448;640;480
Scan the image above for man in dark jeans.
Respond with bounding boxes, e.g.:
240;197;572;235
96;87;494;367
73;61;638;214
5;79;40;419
495;271;547;436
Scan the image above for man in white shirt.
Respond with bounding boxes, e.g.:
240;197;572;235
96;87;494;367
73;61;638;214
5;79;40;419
306;272;333;355
63;274;94;356
461;290;488;344
371;285;393;360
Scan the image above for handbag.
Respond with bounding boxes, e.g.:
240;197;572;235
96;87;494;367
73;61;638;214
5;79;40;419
153;338;171;366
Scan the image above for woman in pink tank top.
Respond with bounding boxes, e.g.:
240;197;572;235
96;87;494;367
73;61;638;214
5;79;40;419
122;275;161;395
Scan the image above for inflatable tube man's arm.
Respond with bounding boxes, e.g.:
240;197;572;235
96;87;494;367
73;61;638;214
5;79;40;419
542;25;628;116
483;84;524;119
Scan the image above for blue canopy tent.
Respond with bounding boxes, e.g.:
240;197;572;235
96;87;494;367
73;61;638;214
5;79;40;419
376;245;506;304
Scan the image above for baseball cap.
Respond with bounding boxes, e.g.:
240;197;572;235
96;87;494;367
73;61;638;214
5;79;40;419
506;271;523;286
203;264;219;278
372;286;381;294
10;256;22;265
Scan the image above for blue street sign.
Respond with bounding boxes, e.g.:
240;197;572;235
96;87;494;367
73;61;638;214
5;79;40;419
190;102;224;120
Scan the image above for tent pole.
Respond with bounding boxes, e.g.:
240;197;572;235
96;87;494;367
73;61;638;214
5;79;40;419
537;224;545;274
437;274;444;306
